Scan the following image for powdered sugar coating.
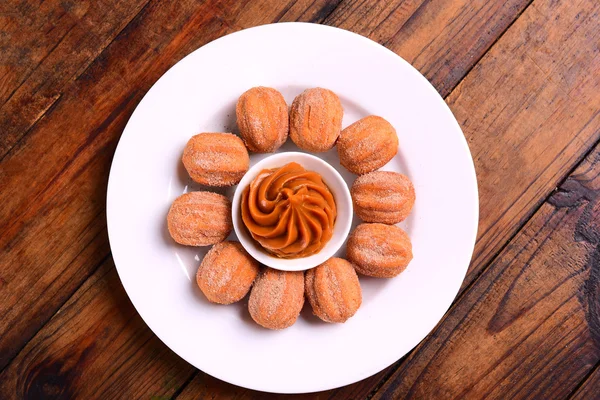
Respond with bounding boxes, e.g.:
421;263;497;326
248;268;304;330
351;171;415;224
167;191;232;246
305;257;362;323
289;88;343;152
197;241;259;304
182;132;249;186
346;223;412;278
236;87;289;153
337;115;398;175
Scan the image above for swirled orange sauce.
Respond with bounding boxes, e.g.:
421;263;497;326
241;162;337;258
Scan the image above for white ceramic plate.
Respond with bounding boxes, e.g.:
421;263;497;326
107;23;478;394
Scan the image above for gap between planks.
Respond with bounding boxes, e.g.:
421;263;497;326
566;362;600;400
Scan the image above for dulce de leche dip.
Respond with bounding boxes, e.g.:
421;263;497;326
241;162;337;258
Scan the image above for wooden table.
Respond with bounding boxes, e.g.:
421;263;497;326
1;0;599;398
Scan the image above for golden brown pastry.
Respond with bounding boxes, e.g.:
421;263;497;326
289;88;343;152
167;191;232;246
305;258;362;323
346;223;412;278
248;268;304;330
196;241;259;304
241;162;336;259
182;132;249;186
351;171;415;224
236;86;289;152
337;115;398;175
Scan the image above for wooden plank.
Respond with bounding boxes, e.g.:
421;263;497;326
451;0;600;287
0;0;150;158
0;0;341;161
0;0;342;372
0;258;199;398
571;366;600;400
323;0;425;39
279;0;343;23
370;125;600;398
324;0;532;97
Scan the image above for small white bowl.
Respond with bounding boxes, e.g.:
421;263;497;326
232;152;353;271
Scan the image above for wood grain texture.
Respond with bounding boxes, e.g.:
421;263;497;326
452;0;600;288
1;0;598;398
572;364;600;400
325;0;532;97
0;0;341;372
371;134;600;399
0;0;150;159
279;0;343;23
0;259;199;399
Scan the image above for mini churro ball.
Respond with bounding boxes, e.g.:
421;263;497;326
305;257;362;323
167;191;232;246
182;132;249;186
197;241;259;304
248;268;304;330
236;86;289;152
289;88;343;152
346;223;412;278
337;115;398;175
351;171;415;224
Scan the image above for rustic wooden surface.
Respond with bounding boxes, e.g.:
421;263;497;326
1;0;598;398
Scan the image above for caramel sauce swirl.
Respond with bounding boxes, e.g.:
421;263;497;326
241;162;337;258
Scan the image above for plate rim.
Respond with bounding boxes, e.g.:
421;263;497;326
106;21;479;394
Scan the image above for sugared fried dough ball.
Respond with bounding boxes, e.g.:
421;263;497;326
248;268;304;330
236;87;289;153
289;88;343;152
346;223;412;278
305;258;362;323
196;241;259;304
337;116;398;175
351;171;415;224
182;132;249;186
167;191;232;246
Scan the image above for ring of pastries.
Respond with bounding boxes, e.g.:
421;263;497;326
197;241;259;304
236;86;289;153
305;257;362;323
351;171;415;224
347;223;413;278
167;86;416;329
167;191;232;246
249;268;305;330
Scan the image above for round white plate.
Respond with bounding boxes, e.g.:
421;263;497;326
107;23;478;394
